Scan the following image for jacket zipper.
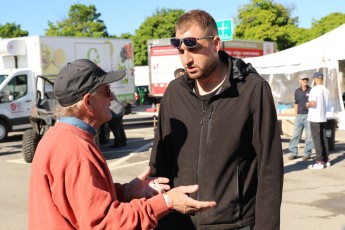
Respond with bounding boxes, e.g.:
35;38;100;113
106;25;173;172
206;106;214;143
195;101;206;226
198;101;206;186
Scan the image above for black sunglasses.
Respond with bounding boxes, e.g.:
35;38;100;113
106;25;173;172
301;78;309;81
170;36;214;49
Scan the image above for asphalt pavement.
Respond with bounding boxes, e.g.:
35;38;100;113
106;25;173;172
280;128;345;230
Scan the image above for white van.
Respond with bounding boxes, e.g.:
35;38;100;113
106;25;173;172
0;36;136;141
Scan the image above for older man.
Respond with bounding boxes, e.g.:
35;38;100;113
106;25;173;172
288;74;314;161
28;59;216;229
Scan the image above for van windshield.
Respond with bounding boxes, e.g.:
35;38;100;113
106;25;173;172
0;75;8;85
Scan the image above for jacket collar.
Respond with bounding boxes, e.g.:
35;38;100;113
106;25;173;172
182;51;258;93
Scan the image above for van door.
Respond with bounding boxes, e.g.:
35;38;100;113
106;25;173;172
0;72;34;132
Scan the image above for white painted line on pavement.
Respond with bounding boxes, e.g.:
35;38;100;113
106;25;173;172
127;137;153;144
102;149;135;154
102;141;153;155
109;160;149;171
5;141;153;166
101;138;153;153
107;142;153;170
6;158;27;164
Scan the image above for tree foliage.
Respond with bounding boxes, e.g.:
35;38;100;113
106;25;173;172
1;2;344;62
294;12;345;45
310;13;345;37
45;4;109;38
133;8;184;65
0;22;28;38
234;0;299;50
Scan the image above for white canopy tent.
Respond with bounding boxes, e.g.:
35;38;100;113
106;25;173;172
244;25;345;130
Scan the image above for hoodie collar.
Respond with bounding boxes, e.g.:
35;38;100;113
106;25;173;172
183;50;257;92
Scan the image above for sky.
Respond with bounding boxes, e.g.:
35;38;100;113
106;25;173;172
1;0;344;36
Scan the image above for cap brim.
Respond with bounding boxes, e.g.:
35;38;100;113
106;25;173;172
103;70;126;84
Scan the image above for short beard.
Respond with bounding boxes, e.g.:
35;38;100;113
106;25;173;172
190;58;218;81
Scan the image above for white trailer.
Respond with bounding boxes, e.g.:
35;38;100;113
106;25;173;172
147;38;183;100
147;38;275;101
0;36;135;142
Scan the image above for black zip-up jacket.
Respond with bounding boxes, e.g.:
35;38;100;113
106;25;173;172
150;51;283;230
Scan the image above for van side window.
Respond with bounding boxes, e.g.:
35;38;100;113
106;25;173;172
15;75;28;99
7;75;28;100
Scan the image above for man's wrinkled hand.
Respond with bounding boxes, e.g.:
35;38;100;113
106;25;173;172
167;185;217;214
124;166;170;201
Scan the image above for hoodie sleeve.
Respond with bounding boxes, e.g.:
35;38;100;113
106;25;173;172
251;80;284;230
149;95;175;180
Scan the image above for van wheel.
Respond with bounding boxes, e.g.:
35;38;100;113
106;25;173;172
0;120;8;142
22;129;40;163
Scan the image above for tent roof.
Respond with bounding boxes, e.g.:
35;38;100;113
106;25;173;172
244;24;345;72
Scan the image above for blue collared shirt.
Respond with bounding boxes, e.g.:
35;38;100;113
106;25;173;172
58;116;96;135
295;86;311;114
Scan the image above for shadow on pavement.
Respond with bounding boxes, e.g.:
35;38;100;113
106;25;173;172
0;147;22;156
3;133;23;142
0;133;23;156
284;160;311;174
284;144;345;174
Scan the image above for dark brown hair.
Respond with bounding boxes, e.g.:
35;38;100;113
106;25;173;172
175;9;218;35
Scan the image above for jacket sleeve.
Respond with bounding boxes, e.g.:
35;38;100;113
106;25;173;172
54;161;169;229
251;81;284;230
149;96;175;180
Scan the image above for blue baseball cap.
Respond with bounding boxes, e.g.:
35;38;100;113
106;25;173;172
313;72;323;79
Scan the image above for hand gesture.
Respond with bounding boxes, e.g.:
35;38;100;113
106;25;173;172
124;166;170;201
167;185;216;214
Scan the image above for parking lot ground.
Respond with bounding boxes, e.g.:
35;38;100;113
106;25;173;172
0;115;345;229
280;130;345;230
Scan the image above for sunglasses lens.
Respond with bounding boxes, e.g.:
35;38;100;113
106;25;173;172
302;78;309;81
170;38;181;48
183;38;197;48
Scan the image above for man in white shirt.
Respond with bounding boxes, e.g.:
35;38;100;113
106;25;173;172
306;72;330;169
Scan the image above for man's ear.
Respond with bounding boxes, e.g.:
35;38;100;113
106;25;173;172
214;36;221;51
83;94;93;111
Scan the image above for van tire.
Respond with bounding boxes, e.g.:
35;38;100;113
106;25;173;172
0;120;8;142
22;129;40;163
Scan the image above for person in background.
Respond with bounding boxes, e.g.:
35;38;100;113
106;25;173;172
149;9;283;230
306;71;330;169
108;94;127;148
288;74;314;161
174;68;185;79
28;59;216;230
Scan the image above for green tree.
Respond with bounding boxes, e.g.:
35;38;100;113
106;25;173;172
119;33;134;39
133;8;184;65
45;3;109;38
234;0;299;50
309;12;345;38
293;12;345;45
293;27;313;45
0;22;28;38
